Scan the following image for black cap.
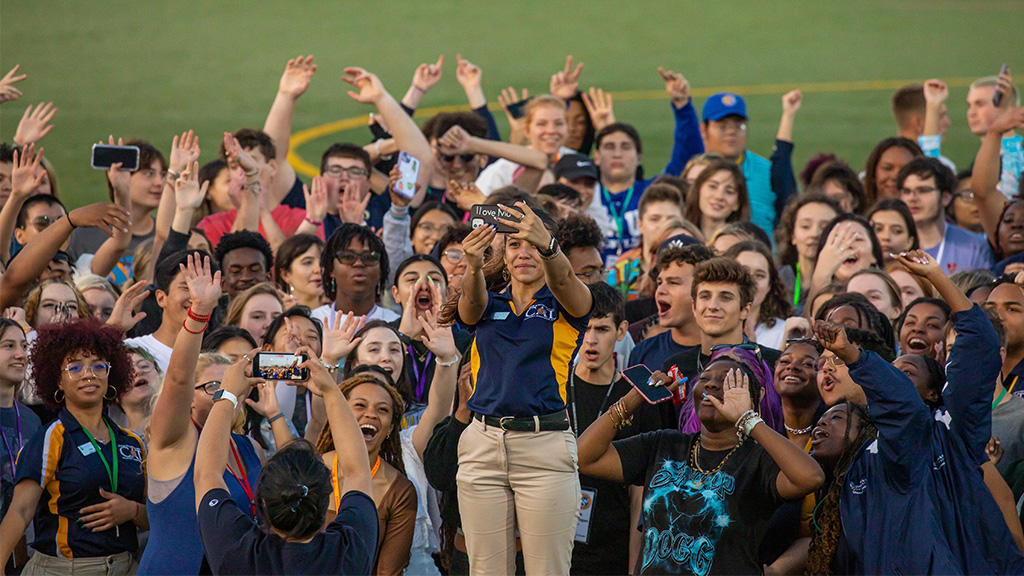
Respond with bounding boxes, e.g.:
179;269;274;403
656;233;702;258
553;154;598;181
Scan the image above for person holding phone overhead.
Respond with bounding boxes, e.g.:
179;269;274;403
441;196;593;575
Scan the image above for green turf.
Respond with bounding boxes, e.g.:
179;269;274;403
1;0;1020;208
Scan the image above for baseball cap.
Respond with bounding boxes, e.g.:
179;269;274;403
554;154;598;181
702;93;747;123
656;233;703;258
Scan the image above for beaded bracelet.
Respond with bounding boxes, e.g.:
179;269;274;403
182;318;207;334
436;354;460;367
187;308;212;323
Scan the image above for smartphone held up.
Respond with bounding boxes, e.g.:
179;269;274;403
252;352;309;382
91;144;140;171
470;204;521;234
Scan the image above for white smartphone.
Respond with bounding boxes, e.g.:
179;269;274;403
394;151;420;200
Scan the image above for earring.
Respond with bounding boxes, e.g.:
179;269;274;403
54;388;65;404
104;385;117;401
502;268;510;282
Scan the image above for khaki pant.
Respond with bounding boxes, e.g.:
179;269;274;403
457;418;581;576
22;551;135;576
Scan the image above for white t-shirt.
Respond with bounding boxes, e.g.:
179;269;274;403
310;303;400;328
124;334;174;373
754;319;787;351
475;146;576;196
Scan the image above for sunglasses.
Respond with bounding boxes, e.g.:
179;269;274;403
697;343;763;373
440;153;476;164
814;355;846;371
335;250;381;266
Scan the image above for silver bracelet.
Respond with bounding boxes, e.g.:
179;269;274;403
735;409;761;440
436;354;460;367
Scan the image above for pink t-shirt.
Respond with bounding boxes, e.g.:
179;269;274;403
198;205;323;248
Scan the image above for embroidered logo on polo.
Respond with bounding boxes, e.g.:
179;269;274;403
524;303;556;322
209;499;219;506
119;445;144;463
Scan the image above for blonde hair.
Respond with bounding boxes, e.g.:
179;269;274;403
970;76;1020;107
193;352;245;432
524;95;567;132
131;238;156;286
75;274;119;301
24;279;90;327
225;282;284;328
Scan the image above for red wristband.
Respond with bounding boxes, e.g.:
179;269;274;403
134;502;140;519
187;308;212;322
303;216;323;226
183;318;207;334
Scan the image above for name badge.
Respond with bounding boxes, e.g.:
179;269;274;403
77;442;96;457
491;311;510;321
575;488;596;544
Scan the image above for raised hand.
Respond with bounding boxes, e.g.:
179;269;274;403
304;176;328;223
180;253;222;312
296;345;342;398
223;132;259;175
550;55;583;99
455;54;482;92
893;249;941;278
581;87;615;131
812;320;856;359
815;222;863;279
338;181;371;224
413;55;444;93
497;201;551;250
343;67;385;105
987;105;1024;136
462;223;496;271
398;277;427;339
168;130;201;175
782;89;803;115
14;102;56;146
67;203;131;236
438;125;472;155
447;180;485;212
78;489;136;532
222;348;263;399
658;67;691;107
321;311;366;366
419;309;457;363
387;166;416;209
705;368;755;424
497;87;529;143
279;55;317;99
175;160;209;210
11;144;46;199
105;280;149;333
923;79;948;105
0;65;26;104
245;379;282;418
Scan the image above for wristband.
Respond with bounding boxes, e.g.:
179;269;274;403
267;413;286;424
304;216;323;226
166;170;181;181
321;360;338;374
436;354;460;367
212;389;238;409
187;308;212;322
243;167;259;178
66;213;77;229
413;84;427;94
735;409;762;439
182;318;207;334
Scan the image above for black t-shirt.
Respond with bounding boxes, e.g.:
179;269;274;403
569;375;663;575
198;488;378;575
614;430;785;575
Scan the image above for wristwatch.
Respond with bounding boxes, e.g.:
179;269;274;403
538;236;560;260
212;389;238;409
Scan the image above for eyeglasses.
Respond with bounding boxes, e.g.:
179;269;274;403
30;216;58;231
900;186;938;198
697;342;762;373
955;190;976;202
575;267;606;283
710;120;747;134
440;153;476;164
324;165;369;179
134;360;155;374
195;380;222;395
443;248;464;264
335;250;381;266
65;361;111;379
785;336;819;346
814;355;845;371
416;222;451;236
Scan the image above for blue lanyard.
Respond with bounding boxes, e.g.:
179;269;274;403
601;185;636;255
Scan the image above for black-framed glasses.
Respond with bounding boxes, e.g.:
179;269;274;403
697;343;762;374
195;380;222;395
335;250;381;266
440;152;476;164
324;165;369;178
955;190;976;202
443;249;464;264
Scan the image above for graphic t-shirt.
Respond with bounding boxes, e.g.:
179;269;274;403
615;430;784;575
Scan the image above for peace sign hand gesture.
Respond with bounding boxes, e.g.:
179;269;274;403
550;55;583;99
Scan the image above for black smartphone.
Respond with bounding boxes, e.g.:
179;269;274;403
622;364;673;404
506;97;532;120
993;63;1010;107
91;144;140;171
252;352;309;381
470;204;520;234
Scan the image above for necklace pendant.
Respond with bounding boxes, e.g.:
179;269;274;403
693;478;703;488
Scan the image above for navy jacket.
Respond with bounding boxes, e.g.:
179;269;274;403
837;305;1024;574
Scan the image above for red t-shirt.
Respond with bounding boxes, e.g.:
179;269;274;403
198;205;324;248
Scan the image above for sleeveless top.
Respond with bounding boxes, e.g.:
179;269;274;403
138;433;261;575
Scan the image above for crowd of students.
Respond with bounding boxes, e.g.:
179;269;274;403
0;53;1022;575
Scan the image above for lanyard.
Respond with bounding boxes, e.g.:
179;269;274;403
80;418;118;494
601;185;636;256
1007;375;1019;395
993;386;1008;410
567;370;618;437
228;440;257;519
1;402;23;474
333;453;380;507
792;262;802;308
407;345;434;402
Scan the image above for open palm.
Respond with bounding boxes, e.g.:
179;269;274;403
182;253;222;309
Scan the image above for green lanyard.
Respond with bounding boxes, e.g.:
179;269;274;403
601;184;636;256
81;418;118;494
792;262;801;308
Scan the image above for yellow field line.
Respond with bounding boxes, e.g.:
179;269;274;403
288;76;979;177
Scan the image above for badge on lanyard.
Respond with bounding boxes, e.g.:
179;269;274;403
575;488;597;544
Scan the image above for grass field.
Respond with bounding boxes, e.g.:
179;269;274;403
1;0;1021;209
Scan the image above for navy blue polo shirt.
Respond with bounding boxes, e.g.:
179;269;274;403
460;284;591;417
15;408;146;558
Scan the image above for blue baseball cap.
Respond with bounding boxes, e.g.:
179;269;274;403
702;93;747;122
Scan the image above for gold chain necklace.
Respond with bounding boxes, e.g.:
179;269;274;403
689;436;744;488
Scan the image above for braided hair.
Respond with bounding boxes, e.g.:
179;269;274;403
806;401;877;575
314;372;406;474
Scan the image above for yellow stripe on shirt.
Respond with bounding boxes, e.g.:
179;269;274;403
551;314;581;405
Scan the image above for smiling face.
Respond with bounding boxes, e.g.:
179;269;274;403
847;273;901;322
504;236;544;285
697;169;740;223
578;315;626;373
347;382;395;455
412;209;455;255
565;100;589;152
280;244;323;302
239;293;283;345
14;201;66;247
702;116;748;158
268;316;322;358
354;327;404;377
986;283;1024;351
998;202;1024;258
870;209;912;255
810;404;863;467
693;281;750;339
900;301;947;359
125;352;158;409
774;342;820;401
60;350;111;409
594;131;640;184
440;243;467;291
391;261;447;318
0;325;28;384
875;146;917;200
654;261;696;330
221;248;271;299
526;104;568;157
829;221;876;281
792;202;838;263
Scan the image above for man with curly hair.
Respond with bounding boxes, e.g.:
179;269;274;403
213;230;273;300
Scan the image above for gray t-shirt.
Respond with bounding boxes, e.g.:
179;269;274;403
992;392;1024;477
67;225;154;285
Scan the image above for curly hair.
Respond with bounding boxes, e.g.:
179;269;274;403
690;256;757;309
214;230;273;272
315;372;406;474
30;319;134;410
555;213;605;254
807;401;877;575
24;279;90;328
724;241;793;328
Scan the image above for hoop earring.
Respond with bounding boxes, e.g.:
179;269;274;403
104;385;117;401
502;268;510;282
54;388;65;404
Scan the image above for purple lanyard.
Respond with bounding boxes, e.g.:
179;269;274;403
1;402;23;474
407;345;433;402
